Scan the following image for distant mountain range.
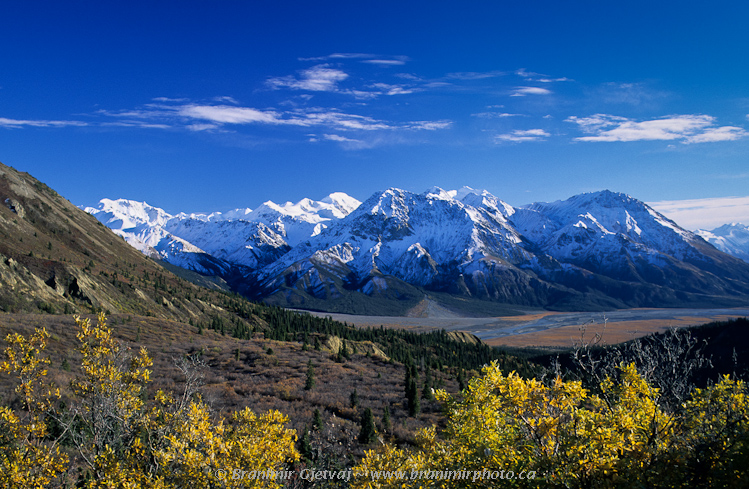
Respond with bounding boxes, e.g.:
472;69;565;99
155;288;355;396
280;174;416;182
696;223;749;263
84;187;749;315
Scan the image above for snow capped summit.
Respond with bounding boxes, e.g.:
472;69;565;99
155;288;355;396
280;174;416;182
697;223;749;262
247;192;361;245
84;198;173;229
320;192;361;217
517;190;700;260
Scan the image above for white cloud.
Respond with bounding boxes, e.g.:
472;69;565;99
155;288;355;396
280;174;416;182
300;110;391;131
406;121;452;130
537;77;570;83
0;117;88;128
323;134;360;142
495;129;550;143
394;73;422;81
185;123;220;132
368;83;416;95
511;87;552;97
515;69;570;83
300;53;409;65
267;65;348;92
515;69;541;78
212;96;239;104
472;111;522;119
178;105;287;125
684;126;748;143
567;114;748;143
152;97;189;103
648;196;749;230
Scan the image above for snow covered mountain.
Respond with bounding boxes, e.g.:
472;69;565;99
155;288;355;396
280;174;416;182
248;188;749;311
697;223;749;263
85;188;749;313
83;192;362;274
252;187;542;303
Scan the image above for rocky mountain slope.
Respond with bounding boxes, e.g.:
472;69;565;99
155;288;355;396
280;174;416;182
0;161;262;327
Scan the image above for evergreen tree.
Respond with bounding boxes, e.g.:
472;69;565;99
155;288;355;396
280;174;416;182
407;378;420;417
305;359;315;391
359;408;377;445
423;367;434;401
300;426;313;462
382;405;391;432
350;388;359;409
313;408;323;431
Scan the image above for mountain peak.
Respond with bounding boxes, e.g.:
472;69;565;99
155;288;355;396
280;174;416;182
84;198;173;229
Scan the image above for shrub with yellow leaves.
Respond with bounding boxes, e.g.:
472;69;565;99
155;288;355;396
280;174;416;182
0;327;67;488
353;362;749;489
0;314;299;488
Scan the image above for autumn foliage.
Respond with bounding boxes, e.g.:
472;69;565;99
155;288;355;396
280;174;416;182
354;362;749;489
0;314;298;488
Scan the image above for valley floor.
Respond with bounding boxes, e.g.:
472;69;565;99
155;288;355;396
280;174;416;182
302;306;749;349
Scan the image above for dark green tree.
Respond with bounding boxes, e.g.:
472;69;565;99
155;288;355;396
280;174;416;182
407;378;420;417
358;408;377;445
350;388;359;409
305;359;315;391
300;426;313;461
313;408;323;431
422;367;434;401
382;405;391;432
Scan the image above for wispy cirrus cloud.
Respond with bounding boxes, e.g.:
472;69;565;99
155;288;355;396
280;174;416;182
368;82;417;95
178;105;286;125
267;65;348;92
362;59;407;66
300;53;409;66
406;121;452;130
472;111;522;119
0;117;88;128
97;100;453;138
495;128;550;143
567;114;748;143
515;69;570;83
322;133;360;142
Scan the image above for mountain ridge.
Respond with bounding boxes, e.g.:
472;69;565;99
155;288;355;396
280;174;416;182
84;186;749;315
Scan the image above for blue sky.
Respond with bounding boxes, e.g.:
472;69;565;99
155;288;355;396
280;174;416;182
2;1;749;229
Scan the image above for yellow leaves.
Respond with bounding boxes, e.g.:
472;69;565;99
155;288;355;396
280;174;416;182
355;361;749;488
1;314;299;488
0;406;68;489
152;400;298;488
